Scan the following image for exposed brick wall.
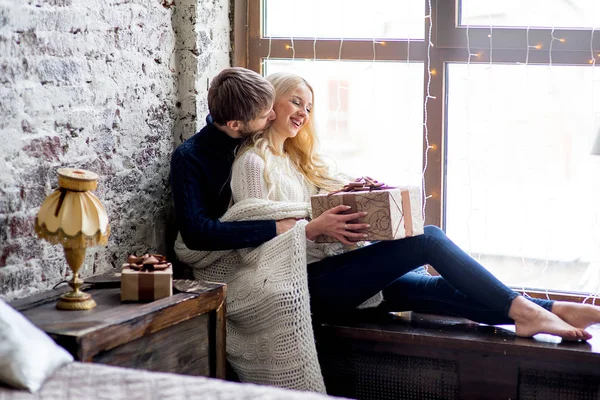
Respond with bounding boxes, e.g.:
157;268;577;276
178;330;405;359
0;0;231;300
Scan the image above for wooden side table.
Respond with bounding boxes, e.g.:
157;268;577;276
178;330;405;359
10;280;226;379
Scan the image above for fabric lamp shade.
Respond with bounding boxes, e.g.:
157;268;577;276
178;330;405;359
36;185;109;248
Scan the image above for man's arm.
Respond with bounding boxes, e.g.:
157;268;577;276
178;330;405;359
170;146;277;251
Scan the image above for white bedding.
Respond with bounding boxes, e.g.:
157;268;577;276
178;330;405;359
0;362;343;400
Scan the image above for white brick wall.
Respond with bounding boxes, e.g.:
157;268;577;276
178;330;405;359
0;0;231;299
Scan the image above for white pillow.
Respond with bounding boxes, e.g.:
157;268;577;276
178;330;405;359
0;299;73;392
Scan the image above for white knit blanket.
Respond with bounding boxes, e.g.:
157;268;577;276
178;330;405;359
174;198;327;393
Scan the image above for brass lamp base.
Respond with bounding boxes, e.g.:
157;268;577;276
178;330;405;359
56;247;97;310
56;290;97;310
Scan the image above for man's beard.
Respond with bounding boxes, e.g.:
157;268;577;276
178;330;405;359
239;120;273;138
238;127;260;138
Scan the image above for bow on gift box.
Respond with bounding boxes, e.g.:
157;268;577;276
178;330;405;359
331;176;394;195
124;254;172;272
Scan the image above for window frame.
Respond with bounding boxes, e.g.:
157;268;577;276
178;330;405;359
234;0;600;301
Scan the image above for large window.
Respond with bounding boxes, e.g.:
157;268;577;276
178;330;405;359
265;60;424;187
446;64;600;292
236;0;600;298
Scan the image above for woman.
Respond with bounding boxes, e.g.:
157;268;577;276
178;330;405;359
231;72;600;340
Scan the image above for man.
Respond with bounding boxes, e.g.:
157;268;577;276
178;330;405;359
170;67;299;251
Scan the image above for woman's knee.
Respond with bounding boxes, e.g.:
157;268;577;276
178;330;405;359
424;225;445;239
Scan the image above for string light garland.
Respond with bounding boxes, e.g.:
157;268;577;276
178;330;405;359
463;13;474;256
591;26;597;67
539;26;560;300
404;5;414;202
334;38;343;136
261;36;272;73
422;0;434;219
483;8;493;266
584;24;598;305
519;24;533;298
290;36;295;59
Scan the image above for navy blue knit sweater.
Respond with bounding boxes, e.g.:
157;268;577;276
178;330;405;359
170;116;276;251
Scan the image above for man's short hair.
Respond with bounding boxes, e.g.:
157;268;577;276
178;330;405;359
208;67;275;125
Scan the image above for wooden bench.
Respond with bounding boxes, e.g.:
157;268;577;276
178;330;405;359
315;311;600;400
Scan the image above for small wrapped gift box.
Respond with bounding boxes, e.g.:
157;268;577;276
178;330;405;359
310;179;424;243
121;254;173;302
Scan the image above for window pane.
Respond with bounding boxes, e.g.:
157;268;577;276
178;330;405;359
264;0;424;40
446;63;600;293
460;0;599;29
265;60;424;187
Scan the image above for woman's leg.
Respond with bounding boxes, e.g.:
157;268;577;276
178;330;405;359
383;229;600;331
550;302;600;330
308;225;589;339
309;225;518;315
381;270;555;325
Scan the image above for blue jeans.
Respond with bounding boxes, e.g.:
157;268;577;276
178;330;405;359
307;225;554;325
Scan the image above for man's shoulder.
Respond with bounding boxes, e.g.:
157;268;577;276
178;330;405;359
173;125;211;156
170;135;204;177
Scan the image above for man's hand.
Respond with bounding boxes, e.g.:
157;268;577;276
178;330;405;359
276;218;298;235
305;205;370;246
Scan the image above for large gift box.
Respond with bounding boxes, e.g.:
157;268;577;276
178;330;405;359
310;180;424;243
121;254;173;302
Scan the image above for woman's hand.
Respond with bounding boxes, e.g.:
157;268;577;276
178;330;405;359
305;205;370;246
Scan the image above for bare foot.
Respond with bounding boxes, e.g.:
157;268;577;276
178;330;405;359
552;301;600;330
509;296;591;340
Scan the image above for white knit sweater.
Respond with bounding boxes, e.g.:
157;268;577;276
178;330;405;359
174;148;382;392
232;149;347;263
232;148;313;203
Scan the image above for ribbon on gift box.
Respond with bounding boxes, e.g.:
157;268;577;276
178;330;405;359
134;267;155;301
396;190;414;237
331;176;392;194
328;177;414;237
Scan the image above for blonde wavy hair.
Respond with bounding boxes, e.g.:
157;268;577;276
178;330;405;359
238;72;344;193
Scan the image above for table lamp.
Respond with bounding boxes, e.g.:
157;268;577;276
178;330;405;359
35;168;110;310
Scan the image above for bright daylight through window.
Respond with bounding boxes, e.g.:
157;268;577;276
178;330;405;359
243;0;600;298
